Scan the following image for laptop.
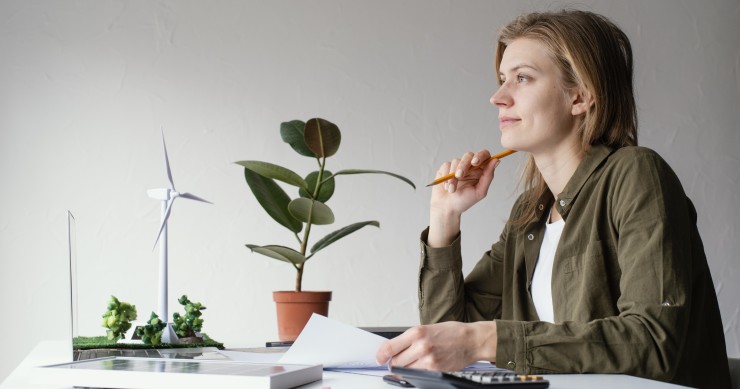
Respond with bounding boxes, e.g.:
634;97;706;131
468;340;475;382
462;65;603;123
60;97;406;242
32;211;322;389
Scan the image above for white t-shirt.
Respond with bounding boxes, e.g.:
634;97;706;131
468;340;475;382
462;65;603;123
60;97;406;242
531;214;565;323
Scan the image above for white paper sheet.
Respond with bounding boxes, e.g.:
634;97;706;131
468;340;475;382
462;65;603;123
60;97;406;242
279;314;387;369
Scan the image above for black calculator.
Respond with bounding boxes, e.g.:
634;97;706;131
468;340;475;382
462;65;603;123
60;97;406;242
387;366;549;388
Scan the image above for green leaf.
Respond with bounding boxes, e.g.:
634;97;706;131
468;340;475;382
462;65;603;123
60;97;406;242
242;168;302;233
299;170;335;202
236;160;309;191
304;118;341;158
280;120;316;157
288;198;335;225
329;169;416;189
310;221;380;255
246;244;307;266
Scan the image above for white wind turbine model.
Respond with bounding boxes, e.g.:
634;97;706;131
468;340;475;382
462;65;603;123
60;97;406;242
147;129;211;344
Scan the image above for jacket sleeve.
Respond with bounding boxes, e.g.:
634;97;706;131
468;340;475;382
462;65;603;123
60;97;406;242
418;222;510;325
496;150;696;382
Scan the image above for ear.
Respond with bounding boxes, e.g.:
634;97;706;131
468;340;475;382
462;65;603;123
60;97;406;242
570;87;595;116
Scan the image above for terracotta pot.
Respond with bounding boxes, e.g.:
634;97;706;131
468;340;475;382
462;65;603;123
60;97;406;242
273;291;332;341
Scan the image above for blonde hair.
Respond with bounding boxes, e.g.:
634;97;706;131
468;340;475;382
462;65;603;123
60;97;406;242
496;10;638;225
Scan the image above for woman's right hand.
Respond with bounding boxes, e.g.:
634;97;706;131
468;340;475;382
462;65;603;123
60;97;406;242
427;149;499;247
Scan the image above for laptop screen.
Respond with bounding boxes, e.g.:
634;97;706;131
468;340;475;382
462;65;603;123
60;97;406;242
67;211;78;340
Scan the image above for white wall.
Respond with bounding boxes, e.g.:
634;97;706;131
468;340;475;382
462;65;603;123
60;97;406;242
1;0;738;382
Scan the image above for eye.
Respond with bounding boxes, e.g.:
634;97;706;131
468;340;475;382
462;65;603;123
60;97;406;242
517;74;529;83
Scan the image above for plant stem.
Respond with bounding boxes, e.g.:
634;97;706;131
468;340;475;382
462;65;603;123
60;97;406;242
298;204;311;292
296;156;326;292
296;264;303;292
313;157;325;198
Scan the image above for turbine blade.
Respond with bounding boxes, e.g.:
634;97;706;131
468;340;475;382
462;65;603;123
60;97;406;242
153;198;176;250
161;127;175;191
179;192;213;204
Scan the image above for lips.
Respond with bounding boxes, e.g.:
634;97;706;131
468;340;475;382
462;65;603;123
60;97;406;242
499;116;520;128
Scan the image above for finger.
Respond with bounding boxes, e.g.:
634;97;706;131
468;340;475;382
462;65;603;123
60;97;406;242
435;162;452;179
447;159;461;193
375;340;395;365
376;330;415;365
382;326;428;366
388;342;424;368
449;159;460;176
455;152;475;179
406;357;435;371
433;162;455;193
471;149;491;167
475;158;500;196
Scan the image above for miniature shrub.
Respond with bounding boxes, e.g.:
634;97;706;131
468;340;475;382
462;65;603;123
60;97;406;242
135;312;167;345
172;295;205;338
101;295;137;341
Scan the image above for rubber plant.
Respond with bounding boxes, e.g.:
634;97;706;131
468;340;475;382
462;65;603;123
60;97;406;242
236;118;415;291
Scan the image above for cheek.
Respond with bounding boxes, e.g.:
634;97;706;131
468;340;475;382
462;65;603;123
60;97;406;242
535;95;572;127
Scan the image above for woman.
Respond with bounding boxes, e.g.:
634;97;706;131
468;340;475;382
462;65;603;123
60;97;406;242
376;9;730;389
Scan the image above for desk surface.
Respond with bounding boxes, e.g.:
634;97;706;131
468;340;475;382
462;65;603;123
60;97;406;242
1;341;692;389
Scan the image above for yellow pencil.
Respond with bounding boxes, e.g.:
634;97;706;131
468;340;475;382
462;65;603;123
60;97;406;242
426;149;517;187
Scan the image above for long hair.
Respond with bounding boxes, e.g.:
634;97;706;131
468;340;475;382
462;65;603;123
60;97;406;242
496;10;638;225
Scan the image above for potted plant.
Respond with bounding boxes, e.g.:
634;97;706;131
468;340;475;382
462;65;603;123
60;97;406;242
236;118;415;340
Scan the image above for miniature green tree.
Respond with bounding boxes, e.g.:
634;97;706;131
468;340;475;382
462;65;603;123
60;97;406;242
135;312;167;345
172;295;205;338
101;295;137;341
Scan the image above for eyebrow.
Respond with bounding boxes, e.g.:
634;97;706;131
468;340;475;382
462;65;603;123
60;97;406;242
498;63;540;78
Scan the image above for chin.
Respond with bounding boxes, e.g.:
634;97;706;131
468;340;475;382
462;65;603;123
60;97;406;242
500;132;535;152
500;135;520;151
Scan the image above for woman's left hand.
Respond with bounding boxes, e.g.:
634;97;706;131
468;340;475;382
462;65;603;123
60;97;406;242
375;321;498;372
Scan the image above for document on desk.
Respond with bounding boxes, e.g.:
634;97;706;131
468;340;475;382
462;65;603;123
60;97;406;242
279;313;387;369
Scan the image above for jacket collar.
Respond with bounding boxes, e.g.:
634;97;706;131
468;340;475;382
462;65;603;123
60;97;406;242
534;144;614;222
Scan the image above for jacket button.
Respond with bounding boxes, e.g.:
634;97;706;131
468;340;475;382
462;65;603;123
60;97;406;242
538;204;544;211
527;234;534;241
507;361;516;369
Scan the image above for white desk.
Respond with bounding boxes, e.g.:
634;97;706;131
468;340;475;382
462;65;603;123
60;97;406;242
1;341;692;389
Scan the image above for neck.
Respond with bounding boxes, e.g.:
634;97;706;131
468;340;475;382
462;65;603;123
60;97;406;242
533;140;585;199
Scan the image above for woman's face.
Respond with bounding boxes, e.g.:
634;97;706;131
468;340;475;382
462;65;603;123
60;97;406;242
491;38;579;155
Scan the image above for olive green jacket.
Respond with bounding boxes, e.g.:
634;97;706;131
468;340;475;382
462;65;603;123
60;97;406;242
418;145;730;389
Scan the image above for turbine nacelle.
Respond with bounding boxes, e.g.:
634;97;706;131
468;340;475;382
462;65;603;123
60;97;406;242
147;188;175;201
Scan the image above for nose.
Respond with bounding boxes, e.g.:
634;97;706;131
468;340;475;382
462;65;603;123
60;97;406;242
491;83;511;108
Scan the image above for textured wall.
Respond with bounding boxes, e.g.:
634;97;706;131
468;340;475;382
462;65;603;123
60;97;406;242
1;0;738;382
